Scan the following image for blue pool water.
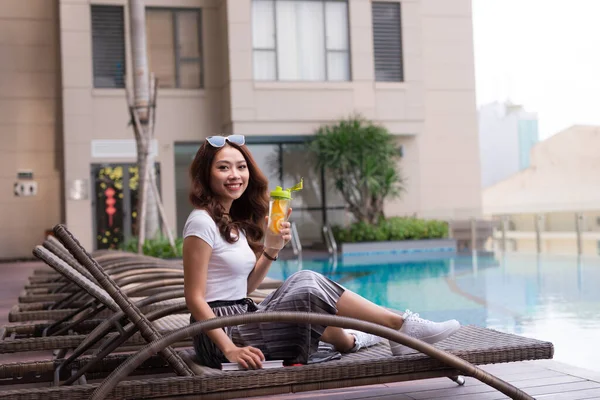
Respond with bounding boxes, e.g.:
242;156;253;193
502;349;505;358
269;253;600;372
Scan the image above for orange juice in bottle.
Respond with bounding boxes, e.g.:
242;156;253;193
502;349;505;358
264;179;303;250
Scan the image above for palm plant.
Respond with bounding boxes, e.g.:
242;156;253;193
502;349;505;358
310;116;404;225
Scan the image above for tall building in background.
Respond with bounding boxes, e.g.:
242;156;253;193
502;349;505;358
478;101;539;188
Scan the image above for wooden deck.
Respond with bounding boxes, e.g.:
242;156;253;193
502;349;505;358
2;261;600;399
251;360;600;399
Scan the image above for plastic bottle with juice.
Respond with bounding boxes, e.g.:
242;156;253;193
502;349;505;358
264;179;303;250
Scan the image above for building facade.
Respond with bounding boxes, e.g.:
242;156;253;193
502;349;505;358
1;0;482;259
478;101;539;189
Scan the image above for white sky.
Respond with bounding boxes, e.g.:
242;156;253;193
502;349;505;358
472;0;600;139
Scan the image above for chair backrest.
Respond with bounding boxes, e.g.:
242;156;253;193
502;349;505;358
52;224;194;377
43;236;98;283
32;246;120;312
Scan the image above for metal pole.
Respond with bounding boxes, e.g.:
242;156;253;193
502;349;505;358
470;217;477;254
575;212;583;256
534;214;542;254
501;215;507;253
577;255;583;295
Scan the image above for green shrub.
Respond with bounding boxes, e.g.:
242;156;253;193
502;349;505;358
122;236;184;259
332;217;448;243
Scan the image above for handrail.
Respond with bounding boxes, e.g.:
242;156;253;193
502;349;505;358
490;211;593;255
290;221;302;258
322;226;332;254
327;224;338;255
322;225;335;254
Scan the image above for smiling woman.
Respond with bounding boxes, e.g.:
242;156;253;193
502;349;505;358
188;137;268;254
180;135;461;371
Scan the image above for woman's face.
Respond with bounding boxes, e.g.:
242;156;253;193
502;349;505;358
210;145;249;205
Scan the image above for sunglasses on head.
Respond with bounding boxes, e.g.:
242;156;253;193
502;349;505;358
205;135;245;148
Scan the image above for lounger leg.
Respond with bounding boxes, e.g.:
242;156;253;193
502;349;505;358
449;375;465;385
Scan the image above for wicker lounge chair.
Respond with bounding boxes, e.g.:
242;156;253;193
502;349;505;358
0;241;270;383
1;243;272;354
0;312;553;400
0;225;554;399
29;236;167;277
0;246;190;354
21;236;182;295
27;236;281;291
9;263;185;325
13;238;280;323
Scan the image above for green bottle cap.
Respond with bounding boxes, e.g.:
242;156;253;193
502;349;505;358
270;178;303;199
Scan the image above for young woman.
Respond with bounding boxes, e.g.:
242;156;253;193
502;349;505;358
183;134;460;370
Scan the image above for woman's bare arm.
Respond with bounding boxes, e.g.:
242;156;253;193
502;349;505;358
183;236;264;368
247;247;279;294
183;237;237;353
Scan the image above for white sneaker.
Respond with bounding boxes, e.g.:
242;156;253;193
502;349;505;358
346;329;382;352
389;310;460;356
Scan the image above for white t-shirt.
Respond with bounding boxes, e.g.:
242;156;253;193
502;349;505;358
183;209;257;302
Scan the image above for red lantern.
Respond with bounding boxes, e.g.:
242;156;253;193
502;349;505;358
105;187;116;227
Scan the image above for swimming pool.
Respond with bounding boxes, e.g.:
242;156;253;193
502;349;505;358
268;253;600;372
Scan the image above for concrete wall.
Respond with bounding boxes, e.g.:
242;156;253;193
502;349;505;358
411;0;481;220
0;0;62;259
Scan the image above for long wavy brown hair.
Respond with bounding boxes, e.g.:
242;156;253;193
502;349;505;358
189;140;269;255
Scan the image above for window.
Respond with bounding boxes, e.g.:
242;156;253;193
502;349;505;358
372;2;403;82
252;0;350;81
146;9;203;89
91;5;126;88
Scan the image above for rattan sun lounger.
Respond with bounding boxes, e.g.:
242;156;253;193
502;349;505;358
1;224;553;399
1;246;190;352
12;239;188;323
0;312;553;400
31;236;164;274
1;241;269;357
4;238;273;346
28;235;281;290
12;268;184;322
0;241;194;385
14;238;281;323
9;275;185;323
25;236;182;288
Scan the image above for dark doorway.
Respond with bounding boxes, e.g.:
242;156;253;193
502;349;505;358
91;163;161;250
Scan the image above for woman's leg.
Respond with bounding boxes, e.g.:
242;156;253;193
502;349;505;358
336;290;404;329
319;327;355;352
251;270;348;362
320;290;404;352
255;270;459;357
323;289;460;355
